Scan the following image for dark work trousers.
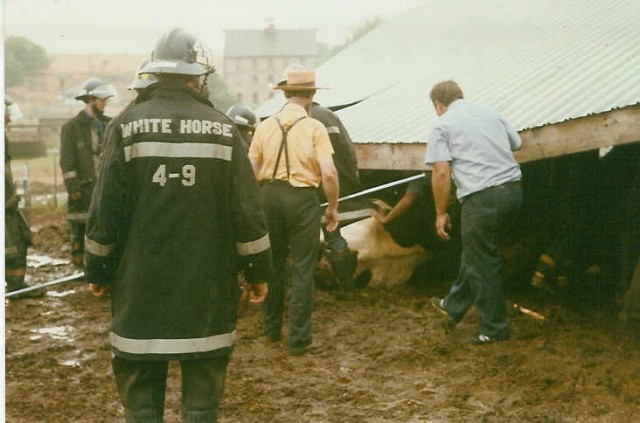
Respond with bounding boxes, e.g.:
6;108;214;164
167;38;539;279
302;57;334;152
261;181;321;350
70;222;85;267
322;226;348;252
443;182;522;339
112;355;229;423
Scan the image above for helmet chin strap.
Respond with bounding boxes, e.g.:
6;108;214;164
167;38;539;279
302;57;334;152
198;72;212;99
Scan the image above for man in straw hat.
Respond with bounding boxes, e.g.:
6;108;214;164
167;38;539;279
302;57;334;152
249;66;339;356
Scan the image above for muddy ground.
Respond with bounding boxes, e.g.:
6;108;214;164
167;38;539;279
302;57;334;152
5;206;640;422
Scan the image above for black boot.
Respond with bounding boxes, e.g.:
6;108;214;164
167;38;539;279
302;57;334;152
6;275;44;299
327;249;358;291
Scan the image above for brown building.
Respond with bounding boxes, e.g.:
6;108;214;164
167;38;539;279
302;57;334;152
223;22;318;107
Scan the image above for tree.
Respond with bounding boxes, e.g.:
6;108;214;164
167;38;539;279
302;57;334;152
318;17;384;64
5;36;51;86
207;73;238;112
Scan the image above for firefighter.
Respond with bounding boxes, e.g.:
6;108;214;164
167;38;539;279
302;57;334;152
226;103;259;147
127;59;157;93
311;102;362;291
4;97;41;299
59;77;116;267
84;28;271;422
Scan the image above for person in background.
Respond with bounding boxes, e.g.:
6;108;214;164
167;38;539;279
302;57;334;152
426;80;522;345
310;101;362;291
226;103;259;147
4;96;41;299
127;60;157;94
84;28;272;422
373;174;434;249
59;77;116;267
249;66;339;356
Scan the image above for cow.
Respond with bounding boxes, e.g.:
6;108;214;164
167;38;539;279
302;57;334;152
315;172;462;289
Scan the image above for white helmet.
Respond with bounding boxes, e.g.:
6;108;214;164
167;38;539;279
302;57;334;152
5;96;23;122
75;77;117;102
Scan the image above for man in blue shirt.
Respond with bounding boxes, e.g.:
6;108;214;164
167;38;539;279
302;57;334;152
425;80;522;345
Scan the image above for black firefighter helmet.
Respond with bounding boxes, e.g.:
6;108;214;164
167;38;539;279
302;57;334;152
139;28;214;77
226;104;259;144
128;60;157;91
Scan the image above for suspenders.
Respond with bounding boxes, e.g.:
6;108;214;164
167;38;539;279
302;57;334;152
271;116;307;183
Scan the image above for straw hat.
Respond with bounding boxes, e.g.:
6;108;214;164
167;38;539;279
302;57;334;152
274;67;326;91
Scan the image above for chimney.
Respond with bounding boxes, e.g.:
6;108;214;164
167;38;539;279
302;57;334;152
264;17;276;33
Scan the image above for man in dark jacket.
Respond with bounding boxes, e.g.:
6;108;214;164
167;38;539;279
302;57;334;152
60;77;115;267
4;96;41;298
310;102;363;291
85;28;272;422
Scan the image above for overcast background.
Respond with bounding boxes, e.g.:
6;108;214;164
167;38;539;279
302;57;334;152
5;0;428;56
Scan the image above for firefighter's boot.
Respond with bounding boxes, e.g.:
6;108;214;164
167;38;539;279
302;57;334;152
5;267;43;299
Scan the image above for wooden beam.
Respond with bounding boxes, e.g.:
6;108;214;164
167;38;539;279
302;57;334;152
515;105;640;163
354;105;640;170
355;143;426;170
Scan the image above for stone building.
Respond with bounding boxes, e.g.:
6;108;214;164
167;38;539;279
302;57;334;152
223;21;318;107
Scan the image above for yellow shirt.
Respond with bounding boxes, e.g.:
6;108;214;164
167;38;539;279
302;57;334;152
249;103;334;188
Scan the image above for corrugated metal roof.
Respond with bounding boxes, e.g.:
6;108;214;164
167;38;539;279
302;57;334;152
224;29;318;57
256;0;640;144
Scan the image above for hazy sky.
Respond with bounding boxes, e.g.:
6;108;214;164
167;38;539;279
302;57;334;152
5;0;428;56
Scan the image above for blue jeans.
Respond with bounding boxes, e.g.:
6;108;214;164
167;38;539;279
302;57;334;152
112;355;229;423
443;182;522;338
322;226;348;252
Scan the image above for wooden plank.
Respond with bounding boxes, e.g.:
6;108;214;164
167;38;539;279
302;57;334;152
355;143;426;170
354;105;640;170
515;105;640;163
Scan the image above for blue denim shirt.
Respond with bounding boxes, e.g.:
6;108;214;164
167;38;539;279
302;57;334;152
425;99;522;200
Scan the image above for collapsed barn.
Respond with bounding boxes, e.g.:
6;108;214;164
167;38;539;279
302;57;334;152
257;0;640;314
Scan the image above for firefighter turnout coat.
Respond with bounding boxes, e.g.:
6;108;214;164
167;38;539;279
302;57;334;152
5;136;32;261
60;110;111;222
85;82;272;361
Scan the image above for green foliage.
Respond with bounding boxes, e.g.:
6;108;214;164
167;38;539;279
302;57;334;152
349;16;384;44
207;73;237;112
318;16;384;64
5;36;51;87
